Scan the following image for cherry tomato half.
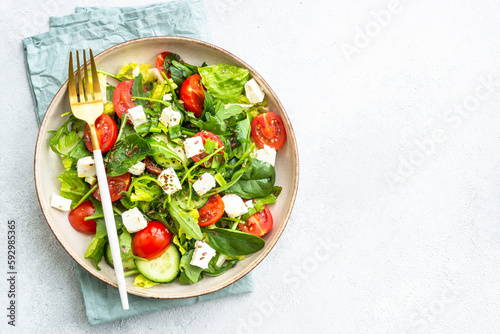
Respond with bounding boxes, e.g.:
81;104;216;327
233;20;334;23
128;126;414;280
132;221;172;260
113;80;135;119
83;114;118;153
180;74;205;117
92;172;131;202
238;205;273;237
251;112;286;150
191;131;225;167
68;200;97;234
155;51;171;78
144;156;163;175
198;194;225;227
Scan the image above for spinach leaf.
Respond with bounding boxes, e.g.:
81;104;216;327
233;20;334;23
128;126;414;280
225;159;276;199
203;254;238;277
202;228;265;256
106;134;151;177
168;200;203;240
233;116;251;158
198;65;249;103
57;169;89;206
179;250;204;284
106;84;115;102
131;73;149;107
49;117;88;169
169;60;195;87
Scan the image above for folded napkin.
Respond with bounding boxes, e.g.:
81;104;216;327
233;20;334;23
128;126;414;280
23;0;253;326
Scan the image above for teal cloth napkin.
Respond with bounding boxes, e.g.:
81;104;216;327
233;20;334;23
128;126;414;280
23;1;254;326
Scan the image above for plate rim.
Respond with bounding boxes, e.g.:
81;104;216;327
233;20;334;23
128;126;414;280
34;36;299;299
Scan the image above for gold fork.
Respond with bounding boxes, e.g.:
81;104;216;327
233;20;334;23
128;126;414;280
68;49;129;310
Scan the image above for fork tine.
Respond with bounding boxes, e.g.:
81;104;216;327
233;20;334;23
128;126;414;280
76;51;84;102
68;52;78;105
89;49;102;101
83;50;92;101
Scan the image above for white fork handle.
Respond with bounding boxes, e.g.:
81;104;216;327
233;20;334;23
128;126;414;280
93;150;129;310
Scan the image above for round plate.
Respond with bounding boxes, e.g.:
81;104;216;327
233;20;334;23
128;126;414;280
34;37;299;299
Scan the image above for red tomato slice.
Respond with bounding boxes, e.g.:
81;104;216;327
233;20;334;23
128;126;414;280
155;51;171;78
180;74;205;117
251;112;286;150
198;194;225;227
238;205;273;237
83;114;118;153
144;156;163;175
92;172;131;202
68;201;97;234
113;80;135;119
132;221;172;260
191;131;225;167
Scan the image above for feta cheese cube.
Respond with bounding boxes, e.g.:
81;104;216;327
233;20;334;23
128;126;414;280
77;156;96;178
190;240;216;269
132;67;140;78
152;68;165;83
245;200;254;209
192;173;216;196
127;105;148;129
222;194;248;218
158;167;182;195
184;136;205;158
121;207;148;233
128;161;146;175
159;106;182;128
162;93;172;101
245;78;265;104
255;145;277;166
85;176;96;185
216;254;227;268
50;194;72;211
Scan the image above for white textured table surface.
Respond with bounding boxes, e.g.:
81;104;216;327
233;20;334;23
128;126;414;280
2;0;500;332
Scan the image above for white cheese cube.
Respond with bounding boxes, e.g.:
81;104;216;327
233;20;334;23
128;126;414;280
190;240;216;269
127;105;148;129
222;194;248;218
255;145;277;166
192;173;216;196
50;194;72;211
245;200;254;209
128;161;146;175
77;156;96;178
245;78;265;104
216;254;227;268
132;67;140;78
121;207;148;233
152;68;165;83
162;93;172;101
158;167;182;195
184;136;205;158
159;106;182;128
85;176;96;185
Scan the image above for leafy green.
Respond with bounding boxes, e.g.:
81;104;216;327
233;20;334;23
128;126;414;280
57;169;89;206
49;117;88;169
133;274;159;288
168;200;203;240
84;235;107;270
233;116;252;158
147;136;187;168
242;186;282;220
225;159;275;199
178;250;204;284
117;63;155;82
168;60;195;87
202;228;265;256
106;134;151;177
130;178;162;202
131;73;150;107
216;104;244;121
198;65;249;102
203;254;238;277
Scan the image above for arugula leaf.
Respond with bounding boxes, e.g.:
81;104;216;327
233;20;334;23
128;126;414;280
225;159;276;199
131;73;149;107
198;65;249;103
106;134;151;177
241;186;282;220
57;169;89;206
168;200;203;240
202;228;265;256
147;137;187;168
178;250;204;284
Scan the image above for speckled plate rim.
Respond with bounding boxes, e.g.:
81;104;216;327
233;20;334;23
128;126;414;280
34;36;299;299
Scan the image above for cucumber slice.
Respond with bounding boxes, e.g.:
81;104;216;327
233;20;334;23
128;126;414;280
135;244;180;283
104;243;137;271
150;134;187;170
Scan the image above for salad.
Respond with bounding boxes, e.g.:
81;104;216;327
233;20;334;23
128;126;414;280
48;50;287;287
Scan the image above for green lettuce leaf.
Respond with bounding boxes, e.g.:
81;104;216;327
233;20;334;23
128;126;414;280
133;274;159;288
57;169;89;206
199;65;249;103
